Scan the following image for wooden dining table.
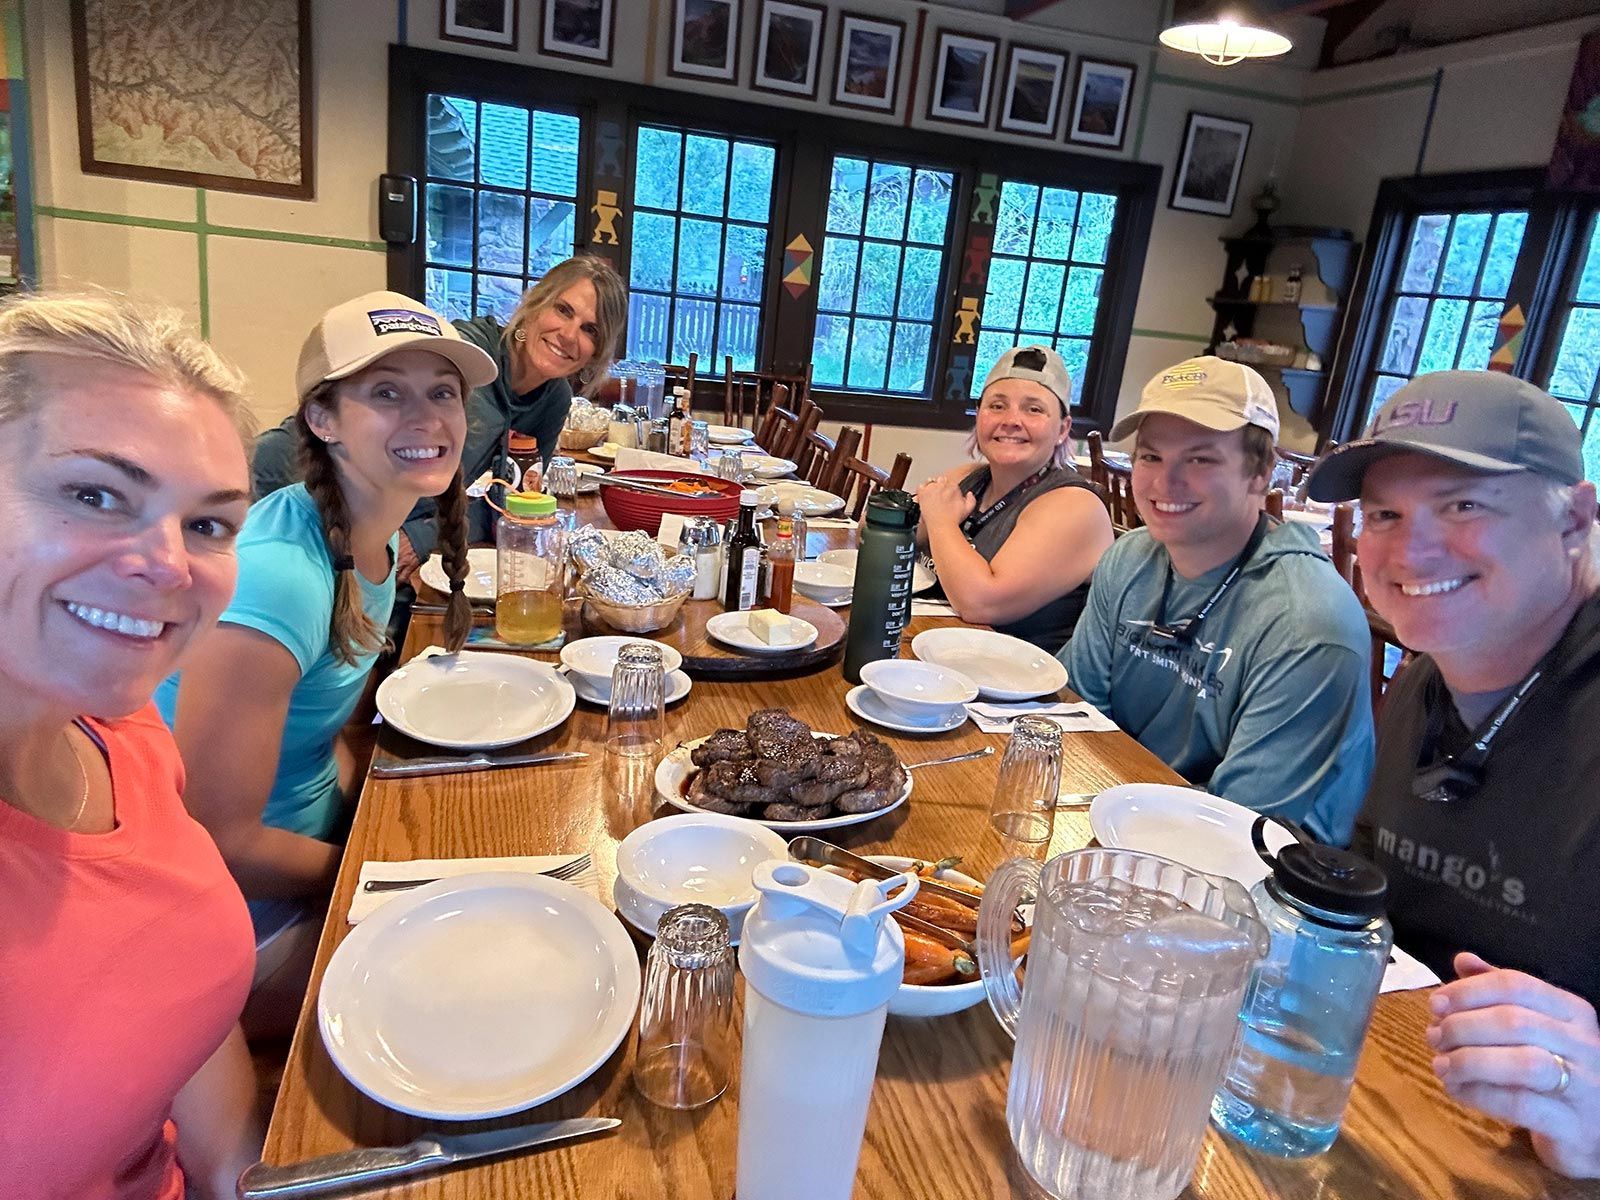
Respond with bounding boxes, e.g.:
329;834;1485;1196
260;495;1598;1200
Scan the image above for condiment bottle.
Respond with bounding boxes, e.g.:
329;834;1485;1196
667;387;689;455
609;403;638;450
736;862;919;1200
842;489;919;683
1283;263;1304;304
680;516;723;601
506;432;542;494
495;491;565;645
721;491;763;612
1212;816;1392;1158
767;517;796;614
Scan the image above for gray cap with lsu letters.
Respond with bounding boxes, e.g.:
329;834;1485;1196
1305;370;1584;502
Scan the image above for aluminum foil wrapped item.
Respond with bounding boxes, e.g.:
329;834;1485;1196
584;563;661;605
655;552;697;599
563;397;611;434
609;530;667;581
568;524;611;572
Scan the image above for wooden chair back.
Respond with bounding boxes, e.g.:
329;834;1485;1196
663;353;698;404
722;362;815;430
753;384;793;453
799;425;862;492
837;450;912;522
1087;431;1141;533
774;399;821;463
1265;489;1284;520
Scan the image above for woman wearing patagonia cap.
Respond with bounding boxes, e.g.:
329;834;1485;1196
157;292;497;1035
914;345;1114;651
1307;370;1600;1177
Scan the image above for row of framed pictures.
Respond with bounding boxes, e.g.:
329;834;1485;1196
445;1;1137;151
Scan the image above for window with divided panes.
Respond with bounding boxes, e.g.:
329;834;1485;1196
1544;213;1600;481
812;155;955;395
626;125;777;375
972;180;1119;411
422;94;581;322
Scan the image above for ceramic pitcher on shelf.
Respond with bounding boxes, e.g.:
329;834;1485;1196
975;848;1268;1200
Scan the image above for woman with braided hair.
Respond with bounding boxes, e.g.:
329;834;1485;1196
157;292;496;1034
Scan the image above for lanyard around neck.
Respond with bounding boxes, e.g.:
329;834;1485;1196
1148;514;1269;646
961;465;1052;538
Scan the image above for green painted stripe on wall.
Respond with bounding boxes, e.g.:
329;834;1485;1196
1131;327;1209;342
196;190;210;337
3;0;23;79
1150;71;1300;108
1301;75;1434;108
35;204;387;253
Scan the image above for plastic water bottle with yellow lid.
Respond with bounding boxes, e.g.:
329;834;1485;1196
495;491;565;644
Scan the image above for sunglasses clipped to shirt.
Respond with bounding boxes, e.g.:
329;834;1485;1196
1145;516;1269;647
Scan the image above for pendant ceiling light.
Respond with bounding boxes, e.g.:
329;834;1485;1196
1159;4;1292;66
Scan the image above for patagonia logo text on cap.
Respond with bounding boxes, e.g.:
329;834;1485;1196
1161;368;1207;389
368;309;442;338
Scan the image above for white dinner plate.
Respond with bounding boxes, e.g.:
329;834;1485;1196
656;734;912;833
575;462;604;493
376;652;576;749
911;628;1067;701
588;442;619;460
706;611;819;654
818;549;936;595
757;483;845;518
318;872;640;1120
568;668;693;707
1088;784;1298;888
707;425;756;444
743;455;798;479
418;546;496;603
845;685;966;735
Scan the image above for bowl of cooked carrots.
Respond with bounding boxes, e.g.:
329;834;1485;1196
823;854;1028;1018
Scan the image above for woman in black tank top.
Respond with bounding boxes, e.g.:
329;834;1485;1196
915;346;1114;652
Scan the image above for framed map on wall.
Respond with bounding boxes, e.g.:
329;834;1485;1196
69;0;314;199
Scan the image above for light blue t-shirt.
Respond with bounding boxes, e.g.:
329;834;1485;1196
157;484;396;841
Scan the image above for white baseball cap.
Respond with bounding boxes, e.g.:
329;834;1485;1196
295;291;498;401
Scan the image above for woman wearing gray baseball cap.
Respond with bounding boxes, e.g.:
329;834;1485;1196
914;344;1113;651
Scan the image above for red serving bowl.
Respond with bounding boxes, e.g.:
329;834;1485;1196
599;469;743;532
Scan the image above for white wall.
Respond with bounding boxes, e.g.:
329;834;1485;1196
25;0;1316;477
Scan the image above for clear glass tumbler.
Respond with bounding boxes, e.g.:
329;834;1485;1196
634;903;736;1109
546;455;578;498
606;643;665;815
688;419;711;465
987;715;1063;860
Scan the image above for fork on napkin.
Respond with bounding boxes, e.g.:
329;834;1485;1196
965;700;1119;735
348;854;599;923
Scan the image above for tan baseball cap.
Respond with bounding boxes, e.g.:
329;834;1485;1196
1110;355;1280;444
294;291;498;401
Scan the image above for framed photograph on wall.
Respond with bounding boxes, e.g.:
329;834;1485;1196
832;11;905;113
997;43;1068;138
671;0;742;83
540;0;614;64
753;1;824;98
1067;58;1136;150
1169;111;1252;216
441;0;518;48
926;30;998;126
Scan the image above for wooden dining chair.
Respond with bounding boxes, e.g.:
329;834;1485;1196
837;450;912;522
799;425;862;491
1086;431;1141;533
1265;489;1285;520
663;353;698;402
795;428;835;484
724;361;815;430
773;399;821;463
753;384;793;453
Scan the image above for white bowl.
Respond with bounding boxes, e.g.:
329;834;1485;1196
859;659;978;722
793;560;854;603
614;813;788;943
559;636;684;688
819;548;936;594
821;855;990;1018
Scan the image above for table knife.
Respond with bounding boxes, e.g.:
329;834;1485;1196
236;1116;620;1199
371;750;588;778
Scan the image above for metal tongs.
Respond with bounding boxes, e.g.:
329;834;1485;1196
594;474;709;500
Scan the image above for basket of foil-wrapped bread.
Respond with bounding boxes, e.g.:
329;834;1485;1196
570;525;698;633
660;709;911;829
559;397;611;451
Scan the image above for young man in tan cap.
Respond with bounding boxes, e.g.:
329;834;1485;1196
1306;370;1600;1177
1061;356;1373;845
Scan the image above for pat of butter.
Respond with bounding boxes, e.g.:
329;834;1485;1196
748;609;794;645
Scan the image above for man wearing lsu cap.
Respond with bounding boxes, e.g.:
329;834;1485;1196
1307;370;1600;1177
1062;356;1373;845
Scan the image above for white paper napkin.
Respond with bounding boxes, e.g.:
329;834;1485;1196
966;700;1119;735
804;517;857;529
1380;945;1443;993
348;854;599;924
910;598;957;617
614;447;701;473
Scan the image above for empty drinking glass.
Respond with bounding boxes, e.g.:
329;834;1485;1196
606;644;665;816
545;455;578;499
987;716;1063;860
634;904;736;1109
688;420;711;465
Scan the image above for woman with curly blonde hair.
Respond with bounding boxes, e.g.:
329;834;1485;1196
158;291;496;1033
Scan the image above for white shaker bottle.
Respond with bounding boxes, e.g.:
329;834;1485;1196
736;861;919;1200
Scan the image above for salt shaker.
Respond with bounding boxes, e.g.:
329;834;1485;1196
986;715;1062;860
634;904;737;1110
680;516;724;601
737;862;919;1200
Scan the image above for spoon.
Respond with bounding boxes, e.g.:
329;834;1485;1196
904;746;994;771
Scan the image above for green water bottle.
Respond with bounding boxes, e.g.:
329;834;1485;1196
842;489;920;683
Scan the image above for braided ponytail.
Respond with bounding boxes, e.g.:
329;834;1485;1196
297;383;384;666
434;465;472;653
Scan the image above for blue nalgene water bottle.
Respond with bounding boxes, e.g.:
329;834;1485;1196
1211;816;1391;1157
